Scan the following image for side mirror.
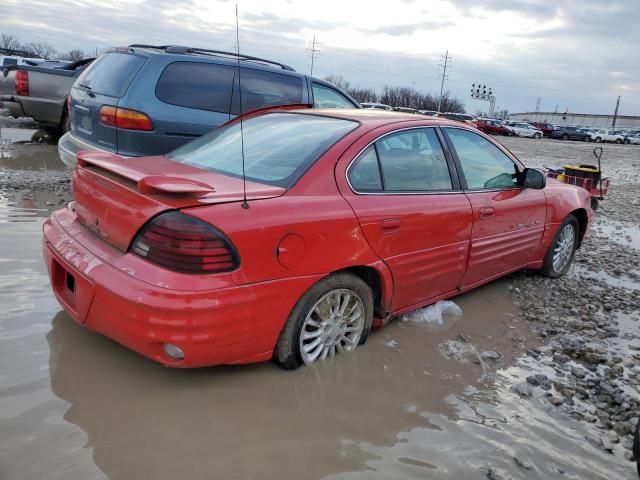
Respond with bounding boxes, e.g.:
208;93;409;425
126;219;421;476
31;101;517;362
523;168;546;189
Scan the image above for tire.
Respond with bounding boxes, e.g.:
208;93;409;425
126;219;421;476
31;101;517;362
615;138;622;144
562;134;569;140
275;273;374;370
60;112;70;135
624;139;630;144
534;132;541;139
540;215;579;278
595;137;602;143
583;136;590;142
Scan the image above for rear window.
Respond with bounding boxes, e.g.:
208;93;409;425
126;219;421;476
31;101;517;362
75;52;145;97
3;58;17;66
156;61;235;113
168;113;357;188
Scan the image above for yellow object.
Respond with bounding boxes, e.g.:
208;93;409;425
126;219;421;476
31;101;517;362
557;174;566;182
563;164;600;173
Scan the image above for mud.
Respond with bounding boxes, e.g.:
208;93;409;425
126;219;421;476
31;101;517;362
0;121;639;479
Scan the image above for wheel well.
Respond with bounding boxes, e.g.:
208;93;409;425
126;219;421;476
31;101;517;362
571;208;588;248
341;266;384;317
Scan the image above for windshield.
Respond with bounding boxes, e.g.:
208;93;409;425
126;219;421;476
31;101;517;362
168;113;358;188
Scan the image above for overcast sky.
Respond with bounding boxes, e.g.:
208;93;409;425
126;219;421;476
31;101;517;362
3;0;638;115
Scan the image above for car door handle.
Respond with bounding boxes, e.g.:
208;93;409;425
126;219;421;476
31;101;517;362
479;207;496;220
380;218;401;235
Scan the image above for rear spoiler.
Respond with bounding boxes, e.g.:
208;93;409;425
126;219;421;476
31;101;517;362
222;103;313;127
77;151;215;195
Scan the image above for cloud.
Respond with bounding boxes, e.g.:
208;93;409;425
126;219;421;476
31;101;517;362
0;0;637;115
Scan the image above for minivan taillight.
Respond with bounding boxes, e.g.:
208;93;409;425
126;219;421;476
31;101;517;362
99;105;154;131
15;70;28;96
131;211;239;274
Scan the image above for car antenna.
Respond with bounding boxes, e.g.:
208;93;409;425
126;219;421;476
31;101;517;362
235;5;249;210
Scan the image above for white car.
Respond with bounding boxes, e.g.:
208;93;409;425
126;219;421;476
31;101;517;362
508;122;543;138
627;134;640;145
589;128;624;144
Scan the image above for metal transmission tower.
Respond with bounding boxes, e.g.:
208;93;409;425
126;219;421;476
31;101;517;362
306;36;320;76
470;83;496;116
437;50;452;112
535;97;541;112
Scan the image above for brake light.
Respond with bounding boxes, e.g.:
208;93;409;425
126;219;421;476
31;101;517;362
131;211;239;274
67;95;72;113
99;105;154;131
15;70;28;96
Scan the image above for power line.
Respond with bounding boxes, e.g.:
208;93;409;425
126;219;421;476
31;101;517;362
306;36;320;76
437;49;452;112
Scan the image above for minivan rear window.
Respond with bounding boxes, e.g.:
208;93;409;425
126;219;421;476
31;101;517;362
75;52;145;98
168;113;357;188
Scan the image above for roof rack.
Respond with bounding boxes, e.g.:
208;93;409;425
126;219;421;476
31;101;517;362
128;44;295;71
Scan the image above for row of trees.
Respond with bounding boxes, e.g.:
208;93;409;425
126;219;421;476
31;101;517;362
1;33;85;61
324;74;465;113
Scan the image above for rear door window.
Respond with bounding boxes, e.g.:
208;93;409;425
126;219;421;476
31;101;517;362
348;128;453;192
76;52;145;97
3;58;17;66
231;68;303;114
156;61;235;113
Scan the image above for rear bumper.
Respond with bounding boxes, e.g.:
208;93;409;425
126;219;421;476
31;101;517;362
42;206;323;367
2;99;26;118
58;132;114;168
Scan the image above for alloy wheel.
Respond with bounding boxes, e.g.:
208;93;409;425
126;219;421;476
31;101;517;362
552;224;576;272
299;289;365;364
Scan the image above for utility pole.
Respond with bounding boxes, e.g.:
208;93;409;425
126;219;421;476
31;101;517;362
535;97;541;113
437;49;452;112
612;96;621;128
306;36;320;76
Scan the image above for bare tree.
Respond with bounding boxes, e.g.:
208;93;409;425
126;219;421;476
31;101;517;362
323;74;351;92
24;41;57;59
61;49;85;62
1;33;22;51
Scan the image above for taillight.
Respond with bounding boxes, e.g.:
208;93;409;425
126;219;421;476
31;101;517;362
131;211;239;274
15;70;28;96
99;105;154;131
66;95;72;113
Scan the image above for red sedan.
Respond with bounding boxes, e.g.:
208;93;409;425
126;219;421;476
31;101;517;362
43;108;593;369
476;118;511;136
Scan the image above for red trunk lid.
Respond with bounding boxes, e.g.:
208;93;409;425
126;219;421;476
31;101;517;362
72;151;285;251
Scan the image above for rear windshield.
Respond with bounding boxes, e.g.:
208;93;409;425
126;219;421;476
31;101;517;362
168;113;358;188
75;52;145;97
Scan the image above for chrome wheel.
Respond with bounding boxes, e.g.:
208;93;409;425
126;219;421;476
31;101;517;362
552;224;576;272
299;289;365;364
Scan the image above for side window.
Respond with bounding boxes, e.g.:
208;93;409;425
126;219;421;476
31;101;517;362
232;68;303;114
348;128;453;193
312;83;355;109
156;61;235;113
377;129;452;191
445;128;519;190
348;146;382;192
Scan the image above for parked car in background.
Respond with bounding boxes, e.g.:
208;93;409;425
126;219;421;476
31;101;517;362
529;121;554;137
43;108;592;369
393;106;418;114
437;112;477;125
0;55;44;67
361;102;393;110
476;118;511;136
1;58;94;135
58;45;360;167
551;126;591;141
588;128;624;144
507;122;543;138
418;109;438;116
626;134;640;145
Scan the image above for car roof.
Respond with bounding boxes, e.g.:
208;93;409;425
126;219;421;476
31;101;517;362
279;108;472;131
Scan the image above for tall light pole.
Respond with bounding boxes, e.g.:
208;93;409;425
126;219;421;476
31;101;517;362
437;50;451;112
471;83;496;116
612;96;621;128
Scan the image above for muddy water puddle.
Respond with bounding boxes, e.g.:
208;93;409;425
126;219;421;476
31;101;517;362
0;191;635;478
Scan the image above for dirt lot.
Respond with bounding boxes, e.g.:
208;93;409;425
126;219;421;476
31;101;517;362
0;121;638;479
